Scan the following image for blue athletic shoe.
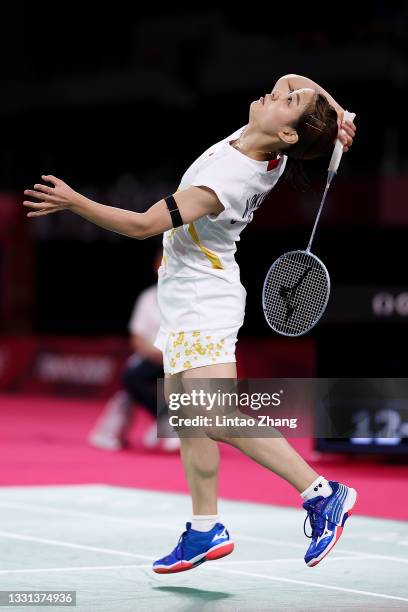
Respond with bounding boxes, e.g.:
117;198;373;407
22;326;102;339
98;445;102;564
153;522;234;574
303;481;357;567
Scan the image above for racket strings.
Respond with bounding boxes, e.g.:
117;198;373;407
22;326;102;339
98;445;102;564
266;255;326;332
263;251;329;336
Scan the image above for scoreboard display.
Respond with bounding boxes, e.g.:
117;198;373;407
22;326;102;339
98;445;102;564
314;279;408;456
315;307;408;455
315;397;408;455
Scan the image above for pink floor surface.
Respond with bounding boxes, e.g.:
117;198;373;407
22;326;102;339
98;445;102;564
1;394;407;520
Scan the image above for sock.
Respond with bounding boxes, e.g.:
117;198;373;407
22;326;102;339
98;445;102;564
191;514;219;532
300;476;333;502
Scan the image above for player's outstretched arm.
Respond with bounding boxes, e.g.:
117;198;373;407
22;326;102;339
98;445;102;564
23;178;223;239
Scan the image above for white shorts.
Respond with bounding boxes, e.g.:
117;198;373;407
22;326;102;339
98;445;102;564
155;327;239;374
154;264;246;375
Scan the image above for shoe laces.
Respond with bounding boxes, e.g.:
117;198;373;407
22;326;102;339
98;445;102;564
303;500;325;540
174;524;192;560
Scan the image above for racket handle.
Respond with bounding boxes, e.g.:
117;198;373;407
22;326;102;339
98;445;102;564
328;110;356;174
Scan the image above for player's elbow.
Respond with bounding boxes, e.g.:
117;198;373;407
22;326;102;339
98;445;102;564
129;214;150;240
132;228;149;240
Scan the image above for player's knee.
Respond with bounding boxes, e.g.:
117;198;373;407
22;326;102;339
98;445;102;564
204;426;229;442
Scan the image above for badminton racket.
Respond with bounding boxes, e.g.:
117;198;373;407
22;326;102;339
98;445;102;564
262;110;356;337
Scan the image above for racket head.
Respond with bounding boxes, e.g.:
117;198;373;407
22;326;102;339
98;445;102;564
262;250;330;337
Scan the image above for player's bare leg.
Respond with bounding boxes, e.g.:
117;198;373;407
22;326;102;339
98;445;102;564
181;362;318;492
164;369;223;516
211;432;318;493
154;363;356;572
153;372;229;573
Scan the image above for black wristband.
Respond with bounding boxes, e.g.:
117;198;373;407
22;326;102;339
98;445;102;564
164;195;184;228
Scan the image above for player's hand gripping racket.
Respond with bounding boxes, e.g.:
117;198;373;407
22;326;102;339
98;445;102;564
262;111;356;337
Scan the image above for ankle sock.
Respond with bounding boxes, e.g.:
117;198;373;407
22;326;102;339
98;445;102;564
300;476;333;502
191;514;219;532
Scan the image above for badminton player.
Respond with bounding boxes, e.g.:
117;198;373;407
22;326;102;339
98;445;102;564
24;74;357;571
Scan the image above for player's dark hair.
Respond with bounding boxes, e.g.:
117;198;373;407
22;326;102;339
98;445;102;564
284;93;338;190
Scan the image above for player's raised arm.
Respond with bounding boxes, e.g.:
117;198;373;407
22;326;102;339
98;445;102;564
23;177;224;239
273;74;356;152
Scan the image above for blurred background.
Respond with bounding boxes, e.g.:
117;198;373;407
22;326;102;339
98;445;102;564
0;6;407;518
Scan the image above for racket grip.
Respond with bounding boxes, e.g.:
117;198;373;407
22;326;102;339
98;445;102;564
328;110;356;174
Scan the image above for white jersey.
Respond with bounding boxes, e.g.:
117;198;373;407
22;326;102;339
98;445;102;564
155;125;287;374
162;125;287;277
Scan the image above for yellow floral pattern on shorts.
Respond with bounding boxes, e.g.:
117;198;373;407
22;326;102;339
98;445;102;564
167;330;231;372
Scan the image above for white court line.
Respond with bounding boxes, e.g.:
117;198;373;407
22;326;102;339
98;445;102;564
1;530;407;603
218;555;375;565
204;566;408;604
0;564;150;574
1;501;407;564
0;501;177;532
0;531;155;562
234;538;408;564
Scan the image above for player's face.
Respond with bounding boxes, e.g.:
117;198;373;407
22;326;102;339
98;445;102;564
250;87;316;139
